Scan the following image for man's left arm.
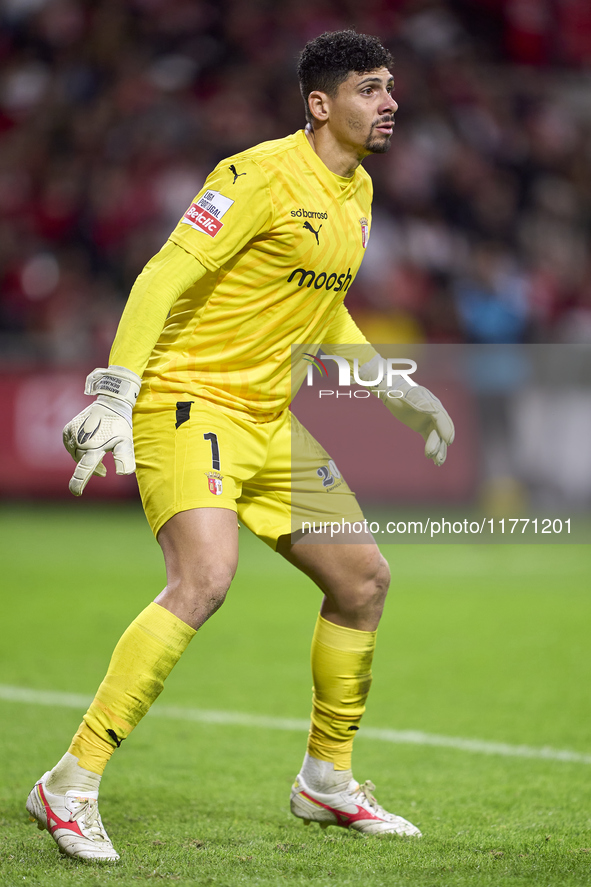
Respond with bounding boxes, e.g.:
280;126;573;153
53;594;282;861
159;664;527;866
323;305;455;466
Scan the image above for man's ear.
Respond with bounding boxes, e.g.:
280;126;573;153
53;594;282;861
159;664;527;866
307;90;330;123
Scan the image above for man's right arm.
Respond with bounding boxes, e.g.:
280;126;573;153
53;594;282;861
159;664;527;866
65;157;273;495
109;240;208;376
63;241;208;496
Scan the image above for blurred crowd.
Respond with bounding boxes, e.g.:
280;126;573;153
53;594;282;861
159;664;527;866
2;0;591;365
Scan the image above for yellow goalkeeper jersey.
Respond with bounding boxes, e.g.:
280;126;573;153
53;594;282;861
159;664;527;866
141;128;373;419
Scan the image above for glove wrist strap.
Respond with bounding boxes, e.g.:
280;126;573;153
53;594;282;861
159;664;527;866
84;366;141;408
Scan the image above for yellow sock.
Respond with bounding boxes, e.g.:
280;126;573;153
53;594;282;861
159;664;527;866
69;602;196;775
307;614;376;771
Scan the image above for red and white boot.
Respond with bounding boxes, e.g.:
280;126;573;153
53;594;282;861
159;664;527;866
290;754;421;837
26;757;119;861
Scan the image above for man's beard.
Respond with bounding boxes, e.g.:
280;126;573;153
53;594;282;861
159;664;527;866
364;133;392;154
364;123;393;154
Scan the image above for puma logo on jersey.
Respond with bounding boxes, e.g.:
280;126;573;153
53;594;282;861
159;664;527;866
303;221;322;244
229;164;246;184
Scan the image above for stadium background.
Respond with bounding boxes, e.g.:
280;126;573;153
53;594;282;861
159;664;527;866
1;5;590;883
1;0;591;509
2;0;591;354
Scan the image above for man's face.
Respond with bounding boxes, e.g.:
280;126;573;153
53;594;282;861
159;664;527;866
327;67;398;156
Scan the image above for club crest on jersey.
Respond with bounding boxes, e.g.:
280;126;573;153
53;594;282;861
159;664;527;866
183;190;234;238
205;471;223;495
359;217;369;249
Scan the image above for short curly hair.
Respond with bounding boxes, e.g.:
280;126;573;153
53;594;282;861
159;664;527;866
297;30;393;125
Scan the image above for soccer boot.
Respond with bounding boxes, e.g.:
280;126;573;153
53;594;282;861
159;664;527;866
290;772;422;837
26;771;120;861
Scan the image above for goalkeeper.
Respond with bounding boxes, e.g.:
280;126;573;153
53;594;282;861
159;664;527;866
26;30;454;862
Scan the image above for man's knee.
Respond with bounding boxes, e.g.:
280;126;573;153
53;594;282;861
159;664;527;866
156;508;239;626
194;561;235;604
363;551;390;608
171;559;235;606
374;552;391;599
331;548;390;621
155;559;234;629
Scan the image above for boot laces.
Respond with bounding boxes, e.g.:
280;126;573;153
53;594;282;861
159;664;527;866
354;780;381;811
69;797;107;841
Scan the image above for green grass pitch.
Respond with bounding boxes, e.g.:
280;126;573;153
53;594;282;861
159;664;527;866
0;502;590;886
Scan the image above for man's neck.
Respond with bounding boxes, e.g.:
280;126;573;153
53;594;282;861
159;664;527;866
305;125;364;178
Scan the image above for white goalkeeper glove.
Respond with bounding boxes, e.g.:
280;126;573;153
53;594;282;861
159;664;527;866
359;355;455;466
63;366;141;496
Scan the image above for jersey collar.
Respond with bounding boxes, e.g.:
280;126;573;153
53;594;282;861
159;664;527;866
295;129;362;202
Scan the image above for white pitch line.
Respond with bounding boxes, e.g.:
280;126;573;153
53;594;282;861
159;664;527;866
1;684;590;765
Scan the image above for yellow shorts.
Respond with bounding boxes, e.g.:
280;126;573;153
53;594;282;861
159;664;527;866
133;399;364;548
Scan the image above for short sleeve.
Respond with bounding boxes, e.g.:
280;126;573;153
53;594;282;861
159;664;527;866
169;159;273;272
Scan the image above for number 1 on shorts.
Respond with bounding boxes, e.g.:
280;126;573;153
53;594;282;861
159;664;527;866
203;432;220;470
